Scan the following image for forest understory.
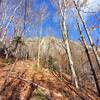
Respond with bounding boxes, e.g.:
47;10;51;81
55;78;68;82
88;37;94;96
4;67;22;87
0;37;100;100
0;0;100;100
0;58;100;100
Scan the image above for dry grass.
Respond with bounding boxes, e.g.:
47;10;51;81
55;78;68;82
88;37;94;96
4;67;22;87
0;58;99;100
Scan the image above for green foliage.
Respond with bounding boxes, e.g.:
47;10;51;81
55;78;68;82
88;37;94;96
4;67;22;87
32;64;37;69
48;56;53;67
12;36;21;43
0;41;2;46
12;36;25;45
3;58;14;64
48;56;59;72
62;90;70;97
33;89;48;100
47;42;50;50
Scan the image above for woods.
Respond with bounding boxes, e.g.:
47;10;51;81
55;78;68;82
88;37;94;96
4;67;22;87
0;0;100;100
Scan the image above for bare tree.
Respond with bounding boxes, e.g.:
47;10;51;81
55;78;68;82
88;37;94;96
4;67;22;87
73;0;100;70
76;19;100;96
59;0;79;88
0;0;23;43
36;3;49;68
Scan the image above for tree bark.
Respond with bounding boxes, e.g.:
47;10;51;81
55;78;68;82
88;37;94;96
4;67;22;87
0;0;22;43
59;0;79;89
76;20;100;97
73;0;100;70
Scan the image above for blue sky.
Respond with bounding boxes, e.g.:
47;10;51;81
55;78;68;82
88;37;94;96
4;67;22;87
32;0;62;38
6;0;100;45
32;0;100;44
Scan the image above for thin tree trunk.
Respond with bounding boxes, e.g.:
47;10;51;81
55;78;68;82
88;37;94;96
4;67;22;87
59;0;79;89
20;0;27;37
73;1;100;69
76;20;100;96
37;38;44;68
0;0;22;43
37;13;44;68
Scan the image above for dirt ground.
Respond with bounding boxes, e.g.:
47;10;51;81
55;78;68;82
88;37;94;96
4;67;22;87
0;58;100;100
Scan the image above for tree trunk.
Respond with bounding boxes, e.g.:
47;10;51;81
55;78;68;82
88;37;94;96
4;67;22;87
73;1;100;70
0;0;22;43
76;20;100;96
37;38;44;68
59;0;79;89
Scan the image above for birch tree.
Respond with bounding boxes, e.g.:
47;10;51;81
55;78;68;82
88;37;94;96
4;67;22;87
59;0;79;88
36;3;49;68
0;0;23;43
73;0;100;70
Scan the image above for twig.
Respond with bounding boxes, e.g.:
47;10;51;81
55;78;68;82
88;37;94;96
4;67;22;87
0;69;26;94
9;75;49;94
0;58;18;94
10;75;52;99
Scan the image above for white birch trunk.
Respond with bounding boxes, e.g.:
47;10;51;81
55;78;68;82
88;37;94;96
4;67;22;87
37;38;44;68
59;0;79;89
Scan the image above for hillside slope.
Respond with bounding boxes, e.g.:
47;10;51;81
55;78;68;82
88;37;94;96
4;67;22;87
0;59;100;100
0;37;100;100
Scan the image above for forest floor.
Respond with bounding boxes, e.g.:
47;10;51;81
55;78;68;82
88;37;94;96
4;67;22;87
0;58;100;100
